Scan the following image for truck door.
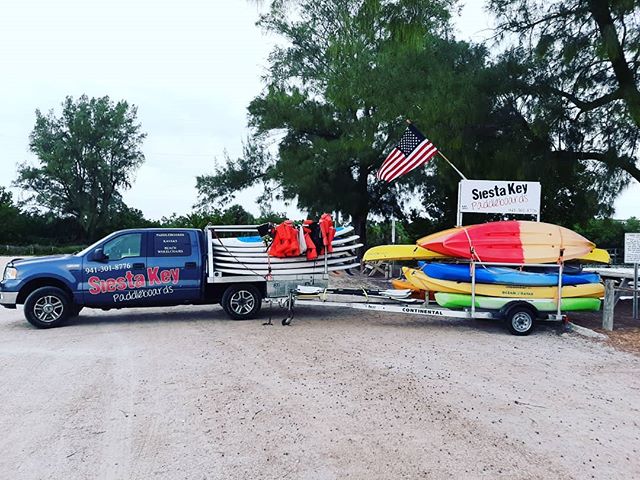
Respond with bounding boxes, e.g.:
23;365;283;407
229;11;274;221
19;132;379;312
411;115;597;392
145;230;201;304
82;232;149;307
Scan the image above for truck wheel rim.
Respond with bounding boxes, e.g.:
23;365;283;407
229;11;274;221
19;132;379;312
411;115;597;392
230;291;255;315
33;296;64;323
512;312;532;332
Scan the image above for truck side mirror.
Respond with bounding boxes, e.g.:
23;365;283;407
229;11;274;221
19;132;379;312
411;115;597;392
92;248;108;263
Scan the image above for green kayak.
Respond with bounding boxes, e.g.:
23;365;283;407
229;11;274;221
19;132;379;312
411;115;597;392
435;292;601;312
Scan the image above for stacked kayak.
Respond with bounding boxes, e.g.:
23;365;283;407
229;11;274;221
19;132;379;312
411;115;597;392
364;220;606;312
212;226;363;276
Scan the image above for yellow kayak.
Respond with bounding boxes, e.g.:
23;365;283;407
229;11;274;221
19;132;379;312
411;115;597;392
578;248;610;264
363;244;446;262
402;267;604;298
365;244;608;264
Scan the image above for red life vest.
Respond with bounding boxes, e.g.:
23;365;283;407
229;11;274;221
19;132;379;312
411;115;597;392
319;213;336;253
268;221;301;258
302;220;318;260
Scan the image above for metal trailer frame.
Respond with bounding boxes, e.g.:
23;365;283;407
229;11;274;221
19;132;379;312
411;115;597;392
277;260;567;335
203;225;568;335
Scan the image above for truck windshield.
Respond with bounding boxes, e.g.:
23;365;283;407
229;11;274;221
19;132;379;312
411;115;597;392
75;231;124;257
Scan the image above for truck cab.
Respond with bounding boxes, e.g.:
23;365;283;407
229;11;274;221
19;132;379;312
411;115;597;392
1;228;209;328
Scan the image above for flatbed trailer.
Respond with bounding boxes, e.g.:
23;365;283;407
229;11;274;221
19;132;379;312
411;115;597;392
269;284;565;336
207;226;569;336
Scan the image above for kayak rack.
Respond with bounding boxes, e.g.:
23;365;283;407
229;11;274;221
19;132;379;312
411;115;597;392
271;259;572;335
465;259;567;322
271;285;490;326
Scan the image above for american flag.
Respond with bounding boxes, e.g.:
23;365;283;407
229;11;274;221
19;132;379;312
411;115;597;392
376;124;438;182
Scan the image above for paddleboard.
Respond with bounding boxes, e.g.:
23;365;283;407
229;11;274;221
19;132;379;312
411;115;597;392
226;225;354;243
214;255;357;270
363;244;447;262
402;267;604;298
434;292;601;312
212;243;363;256
212;251;352;264
420;262;601;286
418;221;594;264
212;234;360;250
215;261;360;276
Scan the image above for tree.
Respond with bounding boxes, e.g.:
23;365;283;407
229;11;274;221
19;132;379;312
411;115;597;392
199;0;621;244
489;0;640;183
197;0;481;245
16;95;146;241
0;187;25;243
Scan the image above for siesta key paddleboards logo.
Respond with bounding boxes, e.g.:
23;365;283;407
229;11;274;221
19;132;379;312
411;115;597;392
458;180;541;215
88;267;180;295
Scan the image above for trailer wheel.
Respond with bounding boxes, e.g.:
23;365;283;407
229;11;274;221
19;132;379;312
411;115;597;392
221;284;262;320
24;286;71;329
505;306;535;336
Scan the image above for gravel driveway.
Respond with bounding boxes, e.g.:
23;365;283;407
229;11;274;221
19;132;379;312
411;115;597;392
1;258;639;479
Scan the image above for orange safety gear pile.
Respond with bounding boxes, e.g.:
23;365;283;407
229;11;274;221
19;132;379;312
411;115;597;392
267;214;337;259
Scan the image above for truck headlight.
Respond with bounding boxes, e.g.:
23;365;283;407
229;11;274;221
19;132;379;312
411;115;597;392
3;267;17;280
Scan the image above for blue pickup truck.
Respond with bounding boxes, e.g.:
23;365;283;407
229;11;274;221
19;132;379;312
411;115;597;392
1;225;360;328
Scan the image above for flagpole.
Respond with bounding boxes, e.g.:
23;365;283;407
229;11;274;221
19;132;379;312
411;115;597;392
437;151;467;180
405;119;467;180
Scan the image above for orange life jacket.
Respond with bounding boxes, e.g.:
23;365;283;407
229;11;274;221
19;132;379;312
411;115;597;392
268;221;301;258
319;213;336;253
302;220;318;260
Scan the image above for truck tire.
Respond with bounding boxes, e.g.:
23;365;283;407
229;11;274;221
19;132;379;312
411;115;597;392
221;284;262;320
23;286;72;329
505;305;535;336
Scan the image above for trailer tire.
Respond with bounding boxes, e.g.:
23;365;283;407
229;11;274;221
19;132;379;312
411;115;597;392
505;305;535;336
221;284;262;320
23;286;71;329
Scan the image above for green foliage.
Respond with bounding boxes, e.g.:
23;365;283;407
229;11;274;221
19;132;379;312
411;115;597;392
15;95;146;241
0;187;25;243
489;0;640;183
199;0;622;246
366;220;411;246
574;217;640;250
160;207;255;229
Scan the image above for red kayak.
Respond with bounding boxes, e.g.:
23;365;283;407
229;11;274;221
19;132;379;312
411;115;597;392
417;221;594;264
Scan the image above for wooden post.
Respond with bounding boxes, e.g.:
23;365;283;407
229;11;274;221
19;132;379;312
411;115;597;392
602;279;615;331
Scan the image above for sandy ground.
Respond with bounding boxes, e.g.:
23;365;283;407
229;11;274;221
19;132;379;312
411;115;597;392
1;258;640;479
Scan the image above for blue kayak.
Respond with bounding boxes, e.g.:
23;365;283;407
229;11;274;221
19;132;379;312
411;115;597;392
420;262;601;286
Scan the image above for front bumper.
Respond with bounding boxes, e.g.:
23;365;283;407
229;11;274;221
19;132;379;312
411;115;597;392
0;290;18;308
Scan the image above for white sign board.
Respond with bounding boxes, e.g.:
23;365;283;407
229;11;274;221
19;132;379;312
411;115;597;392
458;180;541;215
625;233;640;264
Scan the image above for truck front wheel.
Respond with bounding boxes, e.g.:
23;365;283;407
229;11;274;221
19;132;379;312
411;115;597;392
221;284;262;320
24;287;71;329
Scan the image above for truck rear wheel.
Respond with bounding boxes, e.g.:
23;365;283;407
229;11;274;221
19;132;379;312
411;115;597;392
24;286;71;329
221;284;262;320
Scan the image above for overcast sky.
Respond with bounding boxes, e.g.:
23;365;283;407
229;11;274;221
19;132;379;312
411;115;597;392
1;0;637;221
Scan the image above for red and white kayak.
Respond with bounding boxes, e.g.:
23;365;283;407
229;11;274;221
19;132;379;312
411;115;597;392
417;221;594;264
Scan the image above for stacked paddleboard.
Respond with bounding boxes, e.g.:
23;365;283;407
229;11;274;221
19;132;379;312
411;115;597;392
365;221;606;312
212;226;362;277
